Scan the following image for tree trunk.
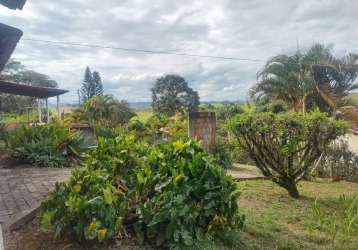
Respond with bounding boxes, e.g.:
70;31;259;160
279;179;300;198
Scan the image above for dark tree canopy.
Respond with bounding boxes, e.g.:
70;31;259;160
228;112;346;198
80;67;104;102
93;71;104;96
151;74;200;116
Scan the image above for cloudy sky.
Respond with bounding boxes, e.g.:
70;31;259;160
1;0;357;104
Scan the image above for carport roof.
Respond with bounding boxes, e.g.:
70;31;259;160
0;80;68;98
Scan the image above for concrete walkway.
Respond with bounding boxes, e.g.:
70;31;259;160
0;167;71;224
228;164;265;181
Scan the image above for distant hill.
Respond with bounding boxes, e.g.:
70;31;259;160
128;100;246;109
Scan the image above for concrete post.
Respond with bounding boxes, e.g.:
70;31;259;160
37;99;42;123
56;95;60;119
188;112;216;152
45;98;49;123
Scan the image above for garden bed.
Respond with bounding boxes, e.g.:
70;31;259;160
4;216;145;250
4;180;358;250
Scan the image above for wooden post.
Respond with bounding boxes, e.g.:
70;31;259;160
38;99;42;123
45;98;49;123
188;112;216;152
56;95;60;119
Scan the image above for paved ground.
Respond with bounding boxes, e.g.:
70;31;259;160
346;133;358;153
0;167;71;224
228;164;264;180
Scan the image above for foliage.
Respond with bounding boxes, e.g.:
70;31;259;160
5;122;86;168
316;139;358;182
311;195;358;247
228;111;346;198
249;43;358;113
80;67;104;102
255;98;289;114
216;103;244;121
133;140;243;248
0;122;7;141
41;136;243;247
212;138;233;169
92;71;104;96
71;95;136;127
152;74;200;116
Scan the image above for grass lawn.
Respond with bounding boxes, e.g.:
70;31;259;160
237;180;358;250
347;93;358;106
134;108;152;122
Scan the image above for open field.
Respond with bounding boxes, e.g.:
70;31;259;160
347;93;358;106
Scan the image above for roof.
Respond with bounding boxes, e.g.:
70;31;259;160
0;80;69;98
0;0;26;10
0;23;23;72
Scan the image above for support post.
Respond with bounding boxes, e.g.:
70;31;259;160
188;112;216;152
56;95;60;119
38;99;42;123
45;98;49;124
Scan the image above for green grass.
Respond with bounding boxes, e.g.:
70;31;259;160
133;108;152;123
237;180;358;250
346;93;358;106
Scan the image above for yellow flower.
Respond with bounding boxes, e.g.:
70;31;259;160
73;184;81;193
174;174;186;183
173;140;185;151
97;228;107;241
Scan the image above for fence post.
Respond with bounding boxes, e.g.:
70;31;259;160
188;112;216;152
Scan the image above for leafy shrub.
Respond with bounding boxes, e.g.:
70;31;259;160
255;99;289;113
228;112;346;198
41;137;243;247
71;95;136;127
41;167;128;242
0;122;7;142
316;139;358;182
216;103;244;121
5;122;86;168
213;139;233;169
134;140;244;248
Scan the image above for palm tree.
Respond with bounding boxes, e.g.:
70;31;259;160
249;43;358;113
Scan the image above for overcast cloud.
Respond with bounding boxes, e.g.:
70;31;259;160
1;0;357;103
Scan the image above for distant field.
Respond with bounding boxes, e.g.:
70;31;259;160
133;108;152;122
347;92;358;106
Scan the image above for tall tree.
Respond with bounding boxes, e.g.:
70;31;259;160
152;74;200;116
80;66;95;102
249;43;358;113
93;71;103;96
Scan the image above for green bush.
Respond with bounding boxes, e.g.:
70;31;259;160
5;122;86;168
134;140;243;248
41;136;243;247
228;111;346;198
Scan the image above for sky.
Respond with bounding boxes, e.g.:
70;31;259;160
1;0;357;104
